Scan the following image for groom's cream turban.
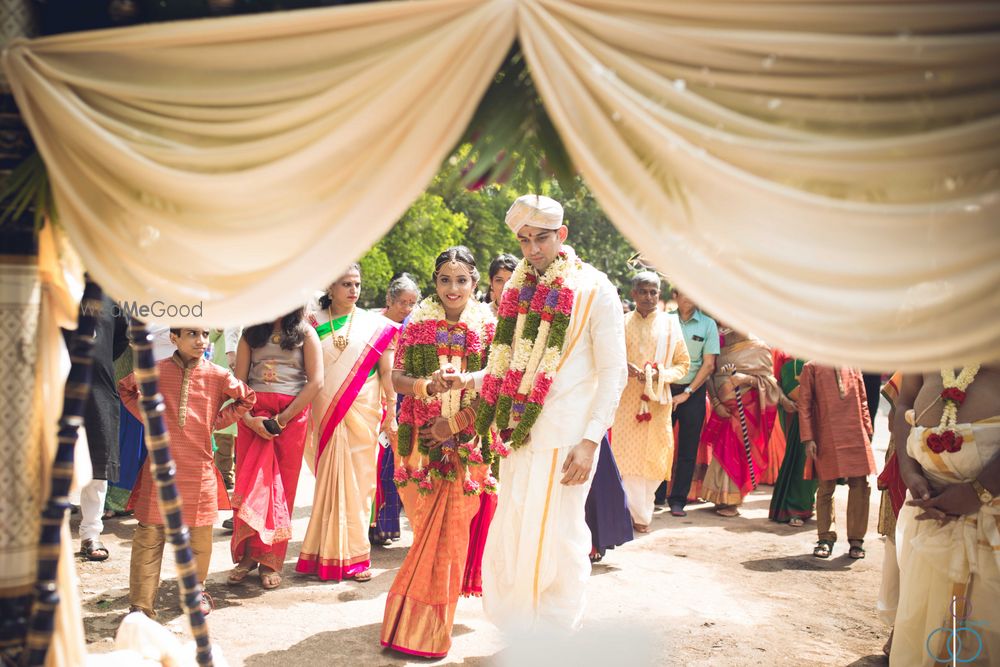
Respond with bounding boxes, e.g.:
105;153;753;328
505;194;564;234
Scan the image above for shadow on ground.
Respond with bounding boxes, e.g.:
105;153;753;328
245;623;499;666
80;538;407;643
741;554;861;573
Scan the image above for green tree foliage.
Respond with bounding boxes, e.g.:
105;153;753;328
430;172;518;281
357;192;468;306
549;179;639;291
355;157;640;308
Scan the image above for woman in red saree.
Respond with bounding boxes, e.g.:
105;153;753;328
699;327;792;517
228;308;323;589
381;246;497;658
295;264;399;582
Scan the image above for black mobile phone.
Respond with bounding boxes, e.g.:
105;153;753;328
262;418;282;436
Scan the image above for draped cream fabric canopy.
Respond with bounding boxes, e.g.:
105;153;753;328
3;0;999;370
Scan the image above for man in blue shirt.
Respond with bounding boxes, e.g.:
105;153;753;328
654;288;720;516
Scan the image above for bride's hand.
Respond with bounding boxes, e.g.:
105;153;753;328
419;417;452;443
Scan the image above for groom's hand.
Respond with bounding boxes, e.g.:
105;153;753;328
561;439;599;486
908;483;980;522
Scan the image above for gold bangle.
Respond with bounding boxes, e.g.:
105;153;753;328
414;379;429;399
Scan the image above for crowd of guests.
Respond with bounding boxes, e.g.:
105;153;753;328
71;194;999;665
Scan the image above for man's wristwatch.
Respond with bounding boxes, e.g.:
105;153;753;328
971;479;994;504
684;386;693;395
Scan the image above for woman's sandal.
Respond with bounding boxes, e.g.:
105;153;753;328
848;544;866;559
788;517;805;528
227;562;258;584
353;569;373;582
260;570;282;590
715;505;740;518
813;540;834;558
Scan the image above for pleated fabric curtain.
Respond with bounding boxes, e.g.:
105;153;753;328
518;0;1000;370
2;0;516;324
3;0;999;370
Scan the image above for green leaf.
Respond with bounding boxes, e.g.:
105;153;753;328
0;151;55;230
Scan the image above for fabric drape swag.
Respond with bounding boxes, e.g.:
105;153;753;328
3;0;998;372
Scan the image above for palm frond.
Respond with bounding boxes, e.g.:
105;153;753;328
450;44;578;196
0;150;55;229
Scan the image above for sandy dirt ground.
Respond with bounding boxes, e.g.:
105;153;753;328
73;410;896;666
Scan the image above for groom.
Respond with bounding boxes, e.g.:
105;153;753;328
453;194;627;633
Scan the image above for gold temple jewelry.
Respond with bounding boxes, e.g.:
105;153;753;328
270;332;281;345
329;305;356;351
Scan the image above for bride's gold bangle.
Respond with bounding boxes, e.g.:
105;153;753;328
414;378;429;399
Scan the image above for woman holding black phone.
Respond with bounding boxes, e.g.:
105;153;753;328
228;307;323;590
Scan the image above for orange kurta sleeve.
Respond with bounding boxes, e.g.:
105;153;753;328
798;363;816;443
213;371;255;431
857;371;873;437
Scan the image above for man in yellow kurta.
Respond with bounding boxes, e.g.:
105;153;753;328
611;272;690;531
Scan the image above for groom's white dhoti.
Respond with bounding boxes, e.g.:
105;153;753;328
484;444;598;632
482;264;627;633
890;419;1000;667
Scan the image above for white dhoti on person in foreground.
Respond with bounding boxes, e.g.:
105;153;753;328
474;194;627;635
485;443;599;633
890;420;1000;667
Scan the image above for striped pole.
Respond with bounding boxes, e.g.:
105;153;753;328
732;386;758;490
129;320;214;666
22;279;102;667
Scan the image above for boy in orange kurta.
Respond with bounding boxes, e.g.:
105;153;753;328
119;327;255;617
799;363;875;559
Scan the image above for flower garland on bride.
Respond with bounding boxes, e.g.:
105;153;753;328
475;247;581;451
395;296;497;495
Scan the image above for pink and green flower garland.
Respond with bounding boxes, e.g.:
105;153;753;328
475;249;580;451
395;297;497;495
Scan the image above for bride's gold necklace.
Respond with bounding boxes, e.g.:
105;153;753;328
329;305;356;351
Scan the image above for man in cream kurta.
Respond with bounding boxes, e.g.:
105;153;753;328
611;271;690;531
463;194;627;634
